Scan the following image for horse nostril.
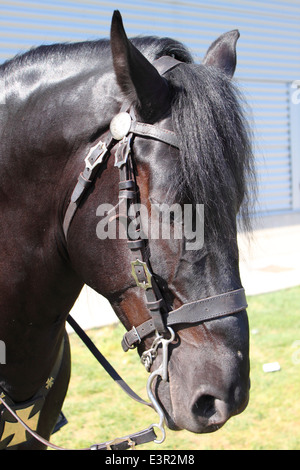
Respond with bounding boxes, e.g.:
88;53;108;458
192;394;217;420
191;393;231;429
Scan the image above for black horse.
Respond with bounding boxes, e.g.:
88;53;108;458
0;11;254;449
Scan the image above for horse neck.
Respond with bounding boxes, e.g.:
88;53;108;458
2;49;121;218
0;53;121;326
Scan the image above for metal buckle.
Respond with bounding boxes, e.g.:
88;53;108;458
106;436;135;450
84;140;108;171
131;259;152;290
132;326;142;344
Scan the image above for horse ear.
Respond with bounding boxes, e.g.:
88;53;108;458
202;30;240;78
110;10;170;120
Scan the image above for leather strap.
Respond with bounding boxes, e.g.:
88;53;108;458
90;426;157;450
0;394;157;451
63;133;114;239
0;321;157;450
0;396;68;450
67;315;152;408
152;56;182;75
121;319;155;352
165;288;248;326
130;121;179;148
122;288;247;351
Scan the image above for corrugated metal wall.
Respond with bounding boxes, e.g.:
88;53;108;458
1;0;300;215
245;81;293;212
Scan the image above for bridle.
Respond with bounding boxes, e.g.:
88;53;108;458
0;56;248;450
63;54;247;350
63;54;248;445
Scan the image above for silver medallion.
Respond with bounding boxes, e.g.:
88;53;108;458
110;112;132;140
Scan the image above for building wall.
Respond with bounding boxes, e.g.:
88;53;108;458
1;0;300;217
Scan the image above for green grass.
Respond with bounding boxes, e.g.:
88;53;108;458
51;286;300;450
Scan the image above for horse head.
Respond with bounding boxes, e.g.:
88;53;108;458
65;11;254;435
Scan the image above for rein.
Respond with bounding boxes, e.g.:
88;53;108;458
1;56;248;450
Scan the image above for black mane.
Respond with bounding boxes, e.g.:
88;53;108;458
168;63;255;240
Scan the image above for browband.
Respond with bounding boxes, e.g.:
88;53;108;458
130;121;179;148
